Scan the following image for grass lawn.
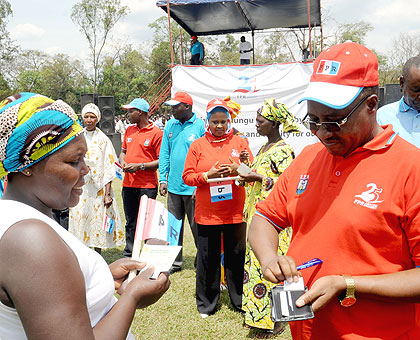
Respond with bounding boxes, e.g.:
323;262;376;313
105;180;292;340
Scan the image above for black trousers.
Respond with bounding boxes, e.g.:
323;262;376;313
240;59;250;65
167;192;198;269
190;54;202;65
122;186;157;257
196;222;246;315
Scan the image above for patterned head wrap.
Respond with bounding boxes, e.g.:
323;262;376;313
205;107;233;138
258;98;300;133
0;92;83;178
205;99;233;140
223;96;241;120
81;103;101;121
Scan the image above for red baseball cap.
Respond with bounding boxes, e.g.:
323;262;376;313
164;91;193;106
299;42;379;109
191;36;197;40
206;98;230;114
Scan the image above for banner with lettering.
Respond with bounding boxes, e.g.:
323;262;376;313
134;195;182;246
171;63;318;155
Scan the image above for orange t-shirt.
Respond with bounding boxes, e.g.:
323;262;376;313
256;125;420;339
183;133;253;225
121;123;162;188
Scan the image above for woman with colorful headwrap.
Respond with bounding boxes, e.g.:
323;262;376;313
183;98;253;318
240;98;298;338
0;93;170;340
69;103;124;253
224;96;248;139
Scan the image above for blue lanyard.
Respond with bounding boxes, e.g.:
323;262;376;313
296;258;323;271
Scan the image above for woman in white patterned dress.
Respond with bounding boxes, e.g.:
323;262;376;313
69;103;125;253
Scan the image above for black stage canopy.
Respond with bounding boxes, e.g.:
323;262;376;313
156;0;321;36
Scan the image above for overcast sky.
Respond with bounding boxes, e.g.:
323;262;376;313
7;0;420;62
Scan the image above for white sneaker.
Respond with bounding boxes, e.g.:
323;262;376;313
200;313;209;319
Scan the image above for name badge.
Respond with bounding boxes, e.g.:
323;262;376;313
210;181;233;202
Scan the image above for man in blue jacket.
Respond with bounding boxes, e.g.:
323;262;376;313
190;36;204;65
159;91;205;272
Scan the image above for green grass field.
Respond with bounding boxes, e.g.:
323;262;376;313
105;180;292;340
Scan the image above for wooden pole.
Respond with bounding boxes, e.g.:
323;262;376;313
180;28;184;64
252;30;255;64
320;7;324;51
166;0;174;64
307;0;313;58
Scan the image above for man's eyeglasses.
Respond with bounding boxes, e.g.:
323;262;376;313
302;95;369;132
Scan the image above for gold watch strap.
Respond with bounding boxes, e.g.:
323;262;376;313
342;274;355;296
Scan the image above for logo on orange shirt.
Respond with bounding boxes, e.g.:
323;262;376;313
296;174;309;195
353;183;384;210
144;139;150;146
231;149;240;158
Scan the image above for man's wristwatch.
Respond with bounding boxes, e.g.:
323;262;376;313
140;163;145;171
339;274;356;307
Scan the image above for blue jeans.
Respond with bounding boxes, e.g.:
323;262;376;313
167;192;198;270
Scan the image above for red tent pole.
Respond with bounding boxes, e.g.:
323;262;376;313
307;0;313;58
166;0;175;64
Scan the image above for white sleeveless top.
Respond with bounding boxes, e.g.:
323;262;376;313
0;200;134;340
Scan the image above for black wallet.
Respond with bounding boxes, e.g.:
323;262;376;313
270;285;315;322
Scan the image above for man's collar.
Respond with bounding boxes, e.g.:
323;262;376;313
136;121;154;131
361;124;398;151
176;112;197;125
399;97;418;113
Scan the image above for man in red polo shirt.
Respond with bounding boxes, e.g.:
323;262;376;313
249;42;420;339
120;98;163;257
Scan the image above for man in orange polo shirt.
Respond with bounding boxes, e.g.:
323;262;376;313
249;42;420;339
120;98;163;257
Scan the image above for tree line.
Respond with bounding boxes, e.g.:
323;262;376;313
1;0;419;117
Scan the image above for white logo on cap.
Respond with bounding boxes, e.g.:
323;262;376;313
316;60;341;75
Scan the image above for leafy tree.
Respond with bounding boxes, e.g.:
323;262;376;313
40;54;90;109
149;16;192;65
390;33;420;70
0;0;17;62
13;50;49;92
149;41;172;79
99;45;150;115
71;0;129;92
258;31;294;64
0;0;18;96
12;51;90;111
215;34;239;65
0;73;10;99
328;21;373;46
373;49;399;86
374;33;420;86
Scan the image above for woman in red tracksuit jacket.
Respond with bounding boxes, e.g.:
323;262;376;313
183;98;253;318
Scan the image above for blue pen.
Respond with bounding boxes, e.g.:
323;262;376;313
296;258;323;271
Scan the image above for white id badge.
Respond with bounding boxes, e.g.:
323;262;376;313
209;181;233;202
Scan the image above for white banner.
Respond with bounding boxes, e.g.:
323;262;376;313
170;63;318;155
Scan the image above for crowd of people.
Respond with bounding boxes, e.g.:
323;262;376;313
1;40;420;340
